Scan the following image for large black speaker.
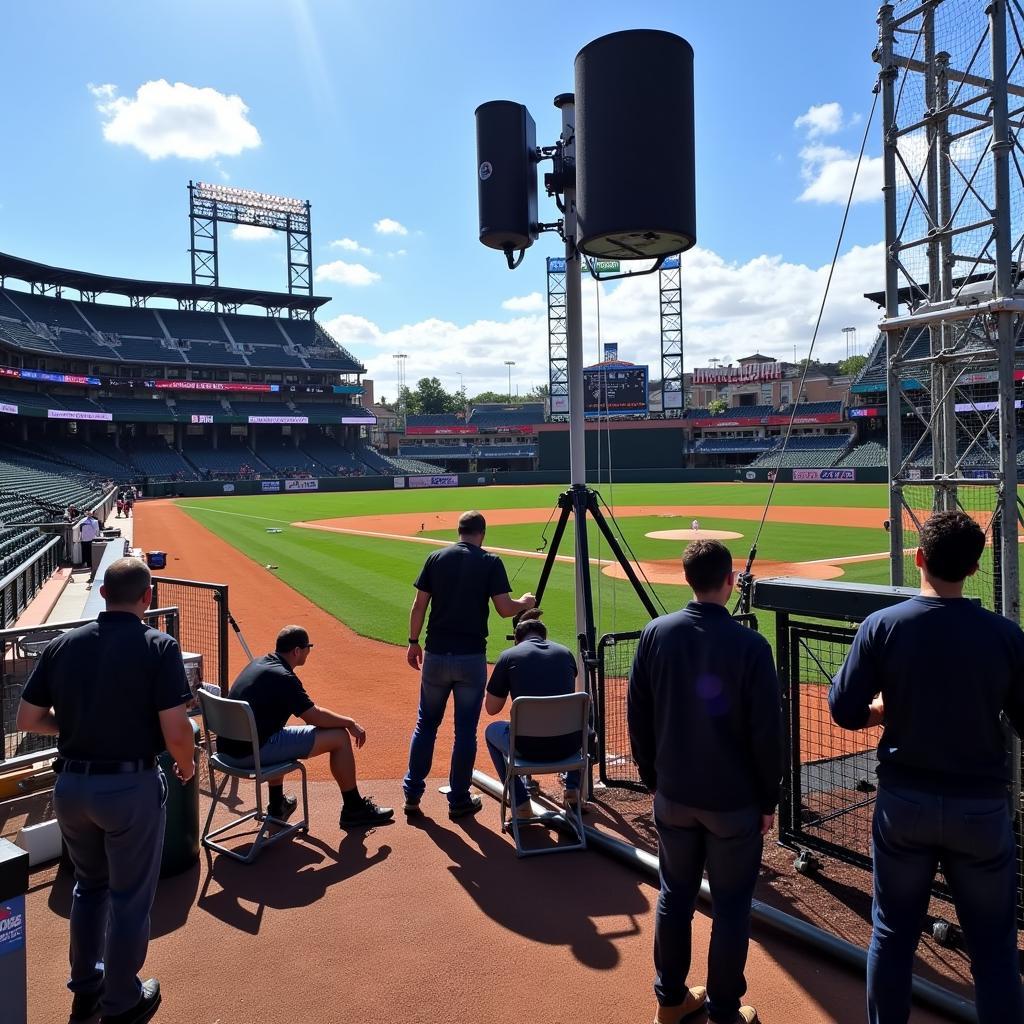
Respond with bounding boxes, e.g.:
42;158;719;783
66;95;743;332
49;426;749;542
575;30;696;260
475;100;538;254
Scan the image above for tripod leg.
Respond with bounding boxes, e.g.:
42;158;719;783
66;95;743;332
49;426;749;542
587;492;660;620
532;494;573;610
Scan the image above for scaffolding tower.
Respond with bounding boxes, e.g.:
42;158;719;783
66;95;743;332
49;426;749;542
877;0;1023;621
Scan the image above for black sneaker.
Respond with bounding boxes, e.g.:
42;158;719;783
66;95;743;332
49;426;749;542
99;979;161;1024
403;795;421;814
268;794;298;820
71;986;103;1021
339;796;395;828
448;794;483;820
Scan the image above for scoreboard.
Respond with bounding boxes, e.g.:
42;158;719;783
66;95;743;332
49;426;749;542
583;365;649;416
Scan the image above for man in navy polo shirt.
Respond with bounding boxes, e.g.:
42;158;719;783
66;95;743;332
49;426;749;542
830;510;1024;1023
17;557;196;1024
403;510;535;819
628;540;781;1024
483;609;581;815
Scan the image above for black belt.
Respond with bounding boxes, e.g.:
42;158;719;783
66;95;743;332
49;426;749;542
54;757;156;775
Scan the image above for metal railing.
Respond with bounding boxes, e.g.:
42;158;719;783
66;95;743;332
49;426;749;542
0;607;180;772
0;536;61;629
150;577;230;692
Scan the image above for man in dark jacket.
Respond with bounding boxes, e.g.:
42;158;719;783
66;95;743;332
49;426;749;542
628;540;781;1024
830;510;1024;1023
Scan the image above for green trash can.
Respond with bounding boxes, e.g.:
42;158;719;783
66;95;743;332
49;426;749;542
158;719;201;878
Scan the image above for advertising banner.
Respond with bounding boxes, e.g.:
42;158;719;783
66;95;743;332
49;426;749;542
689;416;764;428
792;468;856;482
603;342;619;361
393;477;406;488
405;425;477;436
261;480;282;492
154;380;281;393
222;483;235;493
409;475;459;489
848;406;885;418
190;414;214;424
285;478;319;492
47;409;113;422
248;415;308;425
341;414;376;424
489;424;535;434
550;395;569;414
0;403;17;415
693;363;782;384
0;896;26;956
765;412;843;426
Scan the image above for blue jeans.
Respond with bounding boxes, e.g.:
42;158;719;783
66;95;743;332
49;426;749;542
653;799;763;1022
867;784;1023;1024
404;652;487;806
484;720;581;806
54;768;166;1016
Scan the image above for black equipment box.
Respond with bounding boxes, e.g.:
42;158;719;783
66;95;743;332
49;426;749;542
751;576;977;624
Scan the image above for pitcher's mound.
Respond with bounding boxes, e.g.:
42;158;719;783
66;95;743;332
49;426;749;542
601;558;844;586
646;529;743;541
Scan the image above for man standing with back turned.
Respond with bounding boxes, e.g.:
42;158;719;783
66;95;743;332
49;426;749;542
404;510;535;819
17;557;196;1024
830;510;1024;1023
628;540;781;1024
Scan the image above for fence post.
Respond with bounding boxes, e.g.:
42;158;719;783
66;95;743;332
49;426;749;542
777;612;796;844
218;585;229;693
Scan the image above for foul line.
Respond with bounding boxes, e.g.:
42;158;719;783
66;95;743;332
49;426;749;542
182;506;293;525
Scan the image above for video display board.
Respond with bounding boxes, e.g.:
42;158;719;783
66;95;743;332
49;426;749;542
583;364;648;416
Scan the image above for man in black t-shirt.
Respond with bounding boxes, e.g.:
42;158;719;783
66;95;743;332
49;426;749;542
219;625;393;829
484;610;581;816
403;510;535;819
17;557;195;1024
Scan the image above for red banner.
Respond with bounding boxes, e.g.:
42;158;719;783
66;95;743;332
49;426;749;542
405;425;477;436
152;380;278;392
488;425;535;434
689;416;764;428
764;412;842;426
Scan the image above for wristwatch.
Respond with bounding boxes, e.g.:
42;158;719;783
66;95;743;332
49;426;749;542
408;638;420;644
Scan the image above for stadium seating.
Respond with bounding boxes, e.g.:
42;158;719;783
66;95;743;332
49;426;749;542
468;404;544;427
98;397;174;419
183;439;271;477
778;401;844;417
123;438;200;481
2;290;87;331
171;400;229;418
473;446;537;459
693;438;775;454
749;434;853;469
298;436;363;474
158;309;229;342
0;317;61;354
53;331;109;358
253;439;323;474
685;405;775;421
405;414;464;429
185;341;249;366
399;444;474;458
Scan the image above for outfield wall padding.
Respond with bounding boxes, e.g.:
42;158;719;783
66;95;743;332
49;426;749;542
538;425;686;472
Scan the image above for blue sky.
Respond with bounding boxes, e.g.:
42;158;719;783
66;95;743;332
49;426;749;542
0;1;887;399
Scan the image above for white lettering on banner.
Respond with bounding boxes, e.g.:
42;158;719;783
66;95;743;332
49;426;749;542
408;475;459;489
47;409;113;422
284;479;319;492
792;468;856;482
393;477;406;488
191;414;214;424
693;363;782;384
0;403;17;415
222;483;235;493
261;480;282;492
340;415;376;424
247;416;309;425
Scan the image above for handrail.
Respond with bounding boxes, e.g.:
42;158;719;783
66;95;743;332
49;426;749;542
0;534;60;594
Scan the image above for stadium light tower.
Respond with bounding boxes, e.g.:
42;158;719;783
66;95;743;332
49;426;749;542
842;326;857;359
504;360;516;402
188;181;312;316
392;353;408;427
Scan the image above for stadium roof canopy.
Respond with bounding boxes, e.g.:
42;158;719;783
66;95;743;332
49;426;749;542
0;252;330;314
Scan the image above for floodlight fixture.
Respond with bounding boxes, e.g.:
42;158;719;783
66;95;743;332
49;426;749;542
194;182;307;216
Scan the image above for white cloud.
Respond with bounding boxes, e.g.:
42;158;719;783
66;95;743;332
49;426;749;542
501;292;544;312
321;242;885;396
314;260;381;287
231;225;275;242
89;80;261;160
374;217;408;236
794;102;845;138
387;249;408;259
329;237;372;255
798;145;883;204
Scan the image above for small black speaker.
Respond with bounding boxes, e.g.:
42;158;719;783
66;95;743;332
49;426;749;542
575;30;696;260
475;101;538;253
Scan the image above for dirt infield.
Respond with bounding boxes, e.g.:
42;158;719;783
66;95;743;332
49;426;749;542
301;503;887;535
601;557;845;584
136;500;423;782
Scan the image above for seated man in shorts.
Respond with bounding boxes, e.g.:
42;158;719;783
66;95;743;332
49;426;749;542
217;625;393;829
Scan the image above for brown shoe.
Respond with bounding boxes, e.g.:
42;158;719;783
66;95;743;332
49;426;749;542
654;986;707;1023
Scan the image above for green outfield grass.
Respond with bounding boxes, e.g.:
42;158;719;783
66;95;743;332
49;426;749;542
179;482;892;660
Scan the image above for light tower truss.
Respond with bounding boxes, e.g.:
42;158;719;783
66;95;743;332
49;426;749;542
877;0;1024;621
188;181;313;318
547;256;569;417
659;255;683;416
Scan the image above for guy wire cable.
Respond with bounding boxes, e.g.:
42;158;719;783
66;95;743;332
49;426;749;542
595;268;603;635
735;85;879;613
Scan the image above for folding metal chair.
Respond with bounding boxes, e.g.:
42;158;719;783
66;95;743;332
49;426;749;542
500;692;590;857
198;689;309;864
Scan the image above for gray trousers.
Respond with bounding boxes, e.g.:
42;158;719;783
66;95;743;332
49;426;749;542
54;768;166;1016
